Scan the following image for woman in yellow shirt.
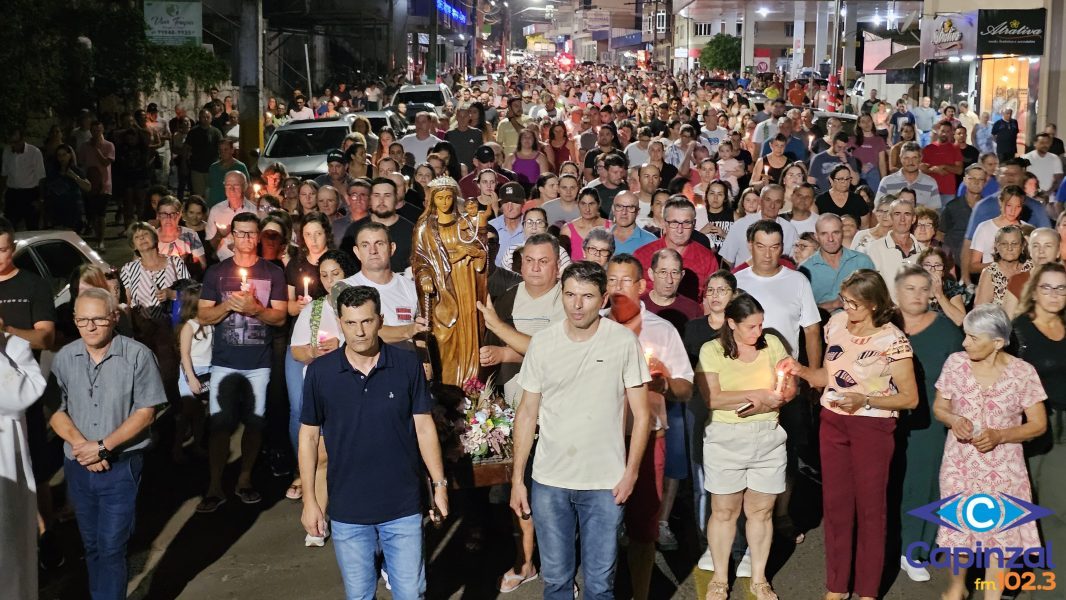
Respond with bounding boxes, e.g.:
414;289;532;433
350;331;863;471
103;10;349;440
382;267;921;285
696;293;796;600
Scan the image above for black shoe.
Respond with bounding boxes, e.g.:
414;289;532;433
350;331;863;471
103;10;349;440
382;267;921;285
268;449;292;477
38;530;65;570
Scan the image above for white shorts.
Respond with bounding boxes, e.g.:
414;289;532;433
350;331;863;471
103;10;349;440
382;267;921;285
703;420;787;495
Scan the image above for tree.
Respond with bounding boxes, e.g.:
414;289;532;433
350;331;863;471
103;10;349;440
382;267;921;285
699;34;741;72
1;0;228;135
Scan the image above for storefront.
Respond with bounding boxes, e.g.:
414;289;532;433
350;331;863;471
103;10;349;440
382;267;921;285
920;8;1046;149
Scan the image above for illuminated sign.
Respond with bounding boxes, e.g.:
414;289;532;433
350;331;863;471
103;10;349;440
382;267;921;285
437;0;468;25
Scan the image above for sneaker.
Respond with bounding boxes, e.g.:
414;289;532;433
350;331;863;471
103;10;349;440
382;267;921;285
657;521;678;551
735;549;752;578
697;548;715;571
900;554;931;582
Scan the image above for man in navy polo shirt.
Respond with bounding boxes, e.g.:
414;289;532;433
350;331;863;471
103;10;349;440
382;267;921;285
299;286;448;599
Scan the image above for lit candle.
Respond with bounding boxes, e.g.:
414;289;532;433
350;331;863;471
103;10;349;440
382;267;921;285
303;276;311;299
808;134;814;147
644;347;654;364
763;164;769;177
239;268;249;291
774;369;785;394
252;183;262;197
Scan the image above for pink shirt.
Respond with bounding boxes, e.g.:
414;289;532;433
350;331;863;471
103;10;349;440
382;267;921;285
819;311;913;418
77;139;116;195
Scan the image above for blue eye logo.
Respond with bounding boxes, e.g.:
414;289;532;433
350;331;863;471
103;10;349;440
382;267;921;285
908;493;1053;534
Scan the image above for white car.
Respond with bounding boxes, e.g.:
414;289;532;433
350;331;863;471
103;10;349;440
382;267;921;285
15;230;114;308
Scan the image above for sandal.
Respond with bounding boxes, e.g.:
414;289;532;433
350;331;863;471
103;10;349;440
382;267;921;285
705;581;729;600
751;581;779;600
285;484;303;500
196;495;227;513
236;487;262;504
498;569;539;593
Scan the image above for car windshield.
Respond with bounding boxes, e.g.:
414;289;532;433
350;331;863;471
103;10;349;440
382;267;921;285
366;117;391;134
265;127;348;158
393;91;444;107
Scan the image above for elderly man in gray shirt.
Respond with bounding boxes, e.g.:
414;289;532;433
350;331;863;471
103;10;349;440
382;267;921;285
48;288;165;600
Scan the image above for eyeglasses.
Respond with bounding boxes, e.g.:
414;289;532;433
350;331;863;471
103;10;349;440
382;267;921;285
75;316;112;329
665;220;695;230
706;286;732;297
654;269;683;278
921;263;944;272
1038;284;1066;296
157;211;179;218
523;219;546;226
232;230;258;239
585;247;612;257
838;294;860;310
613;205;638;213
914;222;934;229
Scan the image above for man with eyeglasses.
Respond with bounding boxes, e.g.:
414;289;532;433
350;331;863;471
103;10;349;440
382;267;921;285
634;198;719;302
865;199;926;301
799;214;876;313
720;184;799;268
611;191;657;255
206;171;258;262
603;253;692;600
48;287;165;599
196;211;288;513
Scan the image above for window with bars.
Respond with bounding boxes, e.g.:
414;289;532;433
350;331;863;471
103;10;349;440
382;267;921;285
656;11;666;33
694;22;715;37
784;23;795;37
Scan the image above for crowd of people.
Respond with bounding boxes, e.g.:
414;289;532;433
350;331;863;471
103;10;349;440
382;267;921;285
2;58;1066;600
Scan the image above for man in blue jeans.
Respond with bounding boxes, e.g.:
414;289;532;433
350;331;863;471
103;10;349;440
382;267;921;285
299;286;448;599
511;261;652;599
48;288;165;600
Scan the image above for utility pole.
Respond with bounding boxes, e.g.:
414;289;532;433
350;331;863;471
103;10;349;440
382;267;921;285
428;0;439;82
238;0;263;166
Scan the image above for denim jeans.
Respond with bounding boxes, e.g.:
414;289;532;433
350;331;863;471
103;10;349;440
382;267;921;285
284;347;305;454
531;481;623;600
64;453;143;600
331;513;425;600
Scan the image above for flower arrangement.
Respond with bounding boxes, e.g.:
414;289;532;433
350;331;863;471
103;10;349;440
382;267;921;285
432;375;514;463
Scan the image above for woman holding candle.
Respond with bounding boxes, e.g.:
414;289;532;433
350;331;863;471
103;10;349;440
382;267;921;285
287;249;357;537
696;293;796;600
785;269;919;600
751;135;790;191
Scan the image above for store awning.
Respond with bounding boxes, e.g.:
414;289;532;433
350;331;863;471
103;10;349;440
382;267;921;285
875;47;921;70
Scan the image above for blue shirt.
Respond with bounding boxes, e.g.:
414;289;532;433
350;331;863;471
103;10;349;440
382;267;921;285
613;225;657;255
1057;178;1066;203
490;215;525;267
799;248;876;305
956;178;999;199
301;343;433;525
761;136;809;162
963;193;1052;240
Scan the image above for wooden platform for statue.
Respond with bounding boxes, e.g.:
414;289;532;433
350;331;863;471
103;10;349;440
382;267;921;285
447;457;514;489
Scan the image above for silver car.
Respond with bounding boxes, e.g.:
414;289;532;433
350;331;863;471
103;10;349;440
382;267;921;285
390;83;456;117
257;115;356;178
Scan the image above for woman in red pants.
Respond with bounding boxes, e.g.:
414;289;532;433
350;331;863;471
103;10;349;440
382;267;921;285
785;269;919;600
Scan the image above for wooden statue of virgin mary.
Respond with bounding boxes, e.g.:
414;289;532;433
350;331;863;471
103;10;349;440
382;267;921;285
410;175;489;387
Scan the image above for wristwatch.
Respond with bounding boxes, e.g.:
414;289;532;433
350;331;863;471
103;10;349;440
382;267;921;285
863;396;873;411
98;440;115;462
432;479;449;489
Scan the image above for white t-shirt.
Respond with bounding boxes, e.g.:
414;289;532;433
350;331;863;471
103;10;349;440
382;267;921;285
183;319;214;368
719;213;799;266
289;107;315;120
971;219;1028;264
634;306;694;431
625;142;651;167
1022;150;1063;192
290;299;343;376
734;267;820;358
788;213;818;236
398;133;443;163
343;272;419;326
517;318;651;490
699;126;728;155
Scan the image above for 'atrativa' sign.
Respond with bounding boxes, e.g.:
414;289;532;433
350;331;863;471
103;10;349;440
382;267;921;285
976;9;1046;56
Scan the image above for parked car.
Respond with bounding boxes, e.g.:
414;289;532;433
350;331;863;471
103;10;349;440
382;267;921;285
256;115;356;178
390;84;456;117
360;109;406;136
15;230;115;377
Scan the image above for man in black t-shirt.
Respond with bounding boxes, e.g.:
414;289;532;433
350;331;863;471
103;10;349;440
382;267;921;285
340;178;415;273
